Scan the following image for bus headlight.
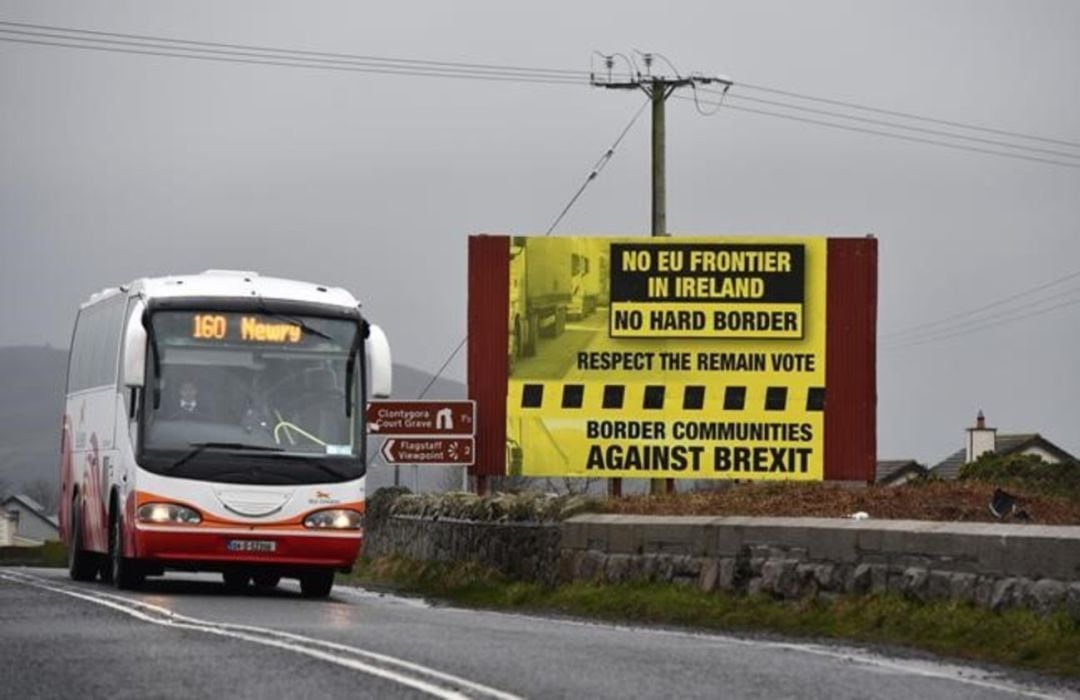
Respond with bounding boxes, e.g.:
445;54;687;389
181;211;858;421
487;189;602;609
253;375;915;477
137;503;202;525
303;509;362;530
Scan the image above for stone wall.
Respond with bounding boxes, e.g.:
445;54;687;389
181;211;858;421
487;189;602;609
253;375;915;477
363;490;1080;617
364;488;561;585
561;515;1080;617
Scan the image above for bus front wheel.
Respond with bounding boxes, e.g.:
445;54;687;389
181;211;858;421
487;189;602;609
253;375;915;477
108;511;144;590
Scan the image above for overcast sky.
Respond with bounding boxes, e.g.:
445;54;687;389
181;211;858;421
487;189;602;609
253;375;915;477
1;0;1078;465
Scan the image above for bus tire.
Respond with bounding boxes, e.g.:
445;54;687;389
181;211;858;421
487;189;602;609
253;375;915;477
67;495;99;582
299;569;334;599
108;511;144;590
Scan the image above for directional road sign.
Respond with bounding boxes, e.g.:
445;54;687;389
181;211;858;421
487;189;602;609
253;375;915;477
380;437;475;466
366;400;475;436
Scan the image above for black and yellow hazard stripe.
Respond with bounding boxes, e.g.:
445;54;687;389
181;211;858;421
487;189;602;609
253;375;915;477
516;383;825;412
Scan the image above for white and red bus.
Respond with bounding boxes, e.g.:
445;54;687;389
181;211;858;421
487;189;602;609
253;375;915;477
59;270;392;598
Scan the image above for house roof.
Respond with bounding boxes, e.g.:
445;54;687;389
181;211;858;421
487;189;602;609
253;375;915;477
930;433;1077;479
930;449;967;480
1;494;59;528
875;459;926;484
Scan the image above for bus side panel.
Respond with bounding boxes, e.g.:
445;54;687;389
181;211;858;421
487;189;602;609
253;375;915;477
59;413;74;544
63;295;128;555
67;388;120;554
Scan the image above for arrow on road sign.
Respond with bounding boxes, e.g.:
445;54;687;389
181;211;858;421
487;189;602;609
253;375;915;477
379;437;475;465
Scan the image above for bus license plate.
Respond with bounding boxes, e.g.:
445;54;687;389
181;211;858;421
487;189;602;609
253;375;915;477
227;540;276;553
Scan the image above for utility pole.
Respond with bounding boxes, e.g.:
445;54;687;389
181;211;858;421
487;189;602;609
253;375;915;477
651;83;667;237
592;53;732;497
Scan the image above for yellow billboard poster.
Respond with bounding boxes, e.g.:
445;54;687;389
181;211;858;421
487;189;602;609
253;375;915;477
505;236;827;481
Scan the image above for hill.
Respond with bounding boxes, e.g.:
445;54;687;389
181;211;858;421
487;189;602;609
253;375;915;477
0;345;466;494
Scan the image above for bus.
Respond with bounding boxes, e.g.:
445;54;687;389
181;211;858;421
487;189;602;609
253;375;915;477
59;270;392;598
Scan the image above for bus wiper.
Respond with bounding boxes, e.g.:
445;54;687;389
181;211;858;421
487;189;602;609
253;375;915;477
165;442;284;474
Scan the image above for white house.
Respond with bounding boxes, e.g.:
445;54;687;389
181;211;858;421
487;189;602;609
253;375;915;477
0;509;17;546
930;411;1076;479
1;494;60;544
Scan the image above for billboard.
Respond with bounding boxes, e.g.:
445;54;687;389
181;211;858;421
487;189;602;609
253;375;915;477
503;236;827;481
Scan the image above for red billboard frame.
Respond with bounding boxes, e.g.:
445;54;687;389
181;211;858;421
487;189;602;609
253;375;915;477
467;235;877;482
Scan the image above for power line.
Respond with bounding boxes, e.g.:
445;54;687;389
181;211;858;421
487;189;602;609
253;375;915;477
699;87;1080;162
880;268;1080;339
4;19;1076;158
415;99;649;400
677;93;1080;170
415;337;468;400
882;295;1080;351
881;285;1080;347
0;33;589;85
0;20;589;79
544;98;650;235
736;81;1080;150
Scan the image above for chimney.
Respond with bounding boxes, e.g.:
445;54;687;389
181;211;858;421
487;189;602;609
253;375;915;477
966;410;997;463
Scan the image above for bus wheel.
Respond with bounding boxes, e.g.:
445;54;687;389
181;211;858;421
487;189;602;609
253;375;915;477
222;571;250;593
299;569;334;599
67;496;99;582
108;512;144;590
252;572;281;589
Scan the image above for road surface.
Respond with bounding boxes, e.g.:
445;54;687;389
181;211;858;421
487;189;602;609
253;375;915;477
1;567;1075;699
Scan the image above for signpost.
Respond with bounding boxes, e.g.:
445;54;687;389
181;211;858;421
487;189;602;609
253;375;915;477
367;400;476;469
367;400;475;436
380;437;475;465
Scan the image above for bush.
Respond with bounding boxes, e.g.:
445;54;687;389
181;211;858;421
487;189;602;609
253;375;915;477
960;452;1080;499
0;541;66;567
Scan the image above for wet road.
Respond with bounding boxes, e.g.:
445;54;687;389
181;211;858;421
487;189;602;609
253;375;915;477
1;567;1075;700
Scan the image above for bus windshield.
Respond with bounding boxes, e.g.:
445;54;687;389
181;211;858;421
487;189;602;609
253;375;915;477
140;310;364;484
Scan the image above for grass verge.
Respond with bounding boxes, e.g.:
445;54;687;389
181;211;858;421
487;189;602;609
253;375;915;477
0;542;67;567
348;555;1080;679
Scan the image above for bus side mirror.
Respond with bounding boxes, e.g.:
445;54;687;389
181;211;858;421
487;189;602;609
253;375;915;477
123;302;147;388
366;324;392;398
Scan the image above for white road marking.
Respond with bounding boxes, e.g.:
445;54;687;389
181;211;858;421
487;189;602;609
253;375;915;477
0;572;521;700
